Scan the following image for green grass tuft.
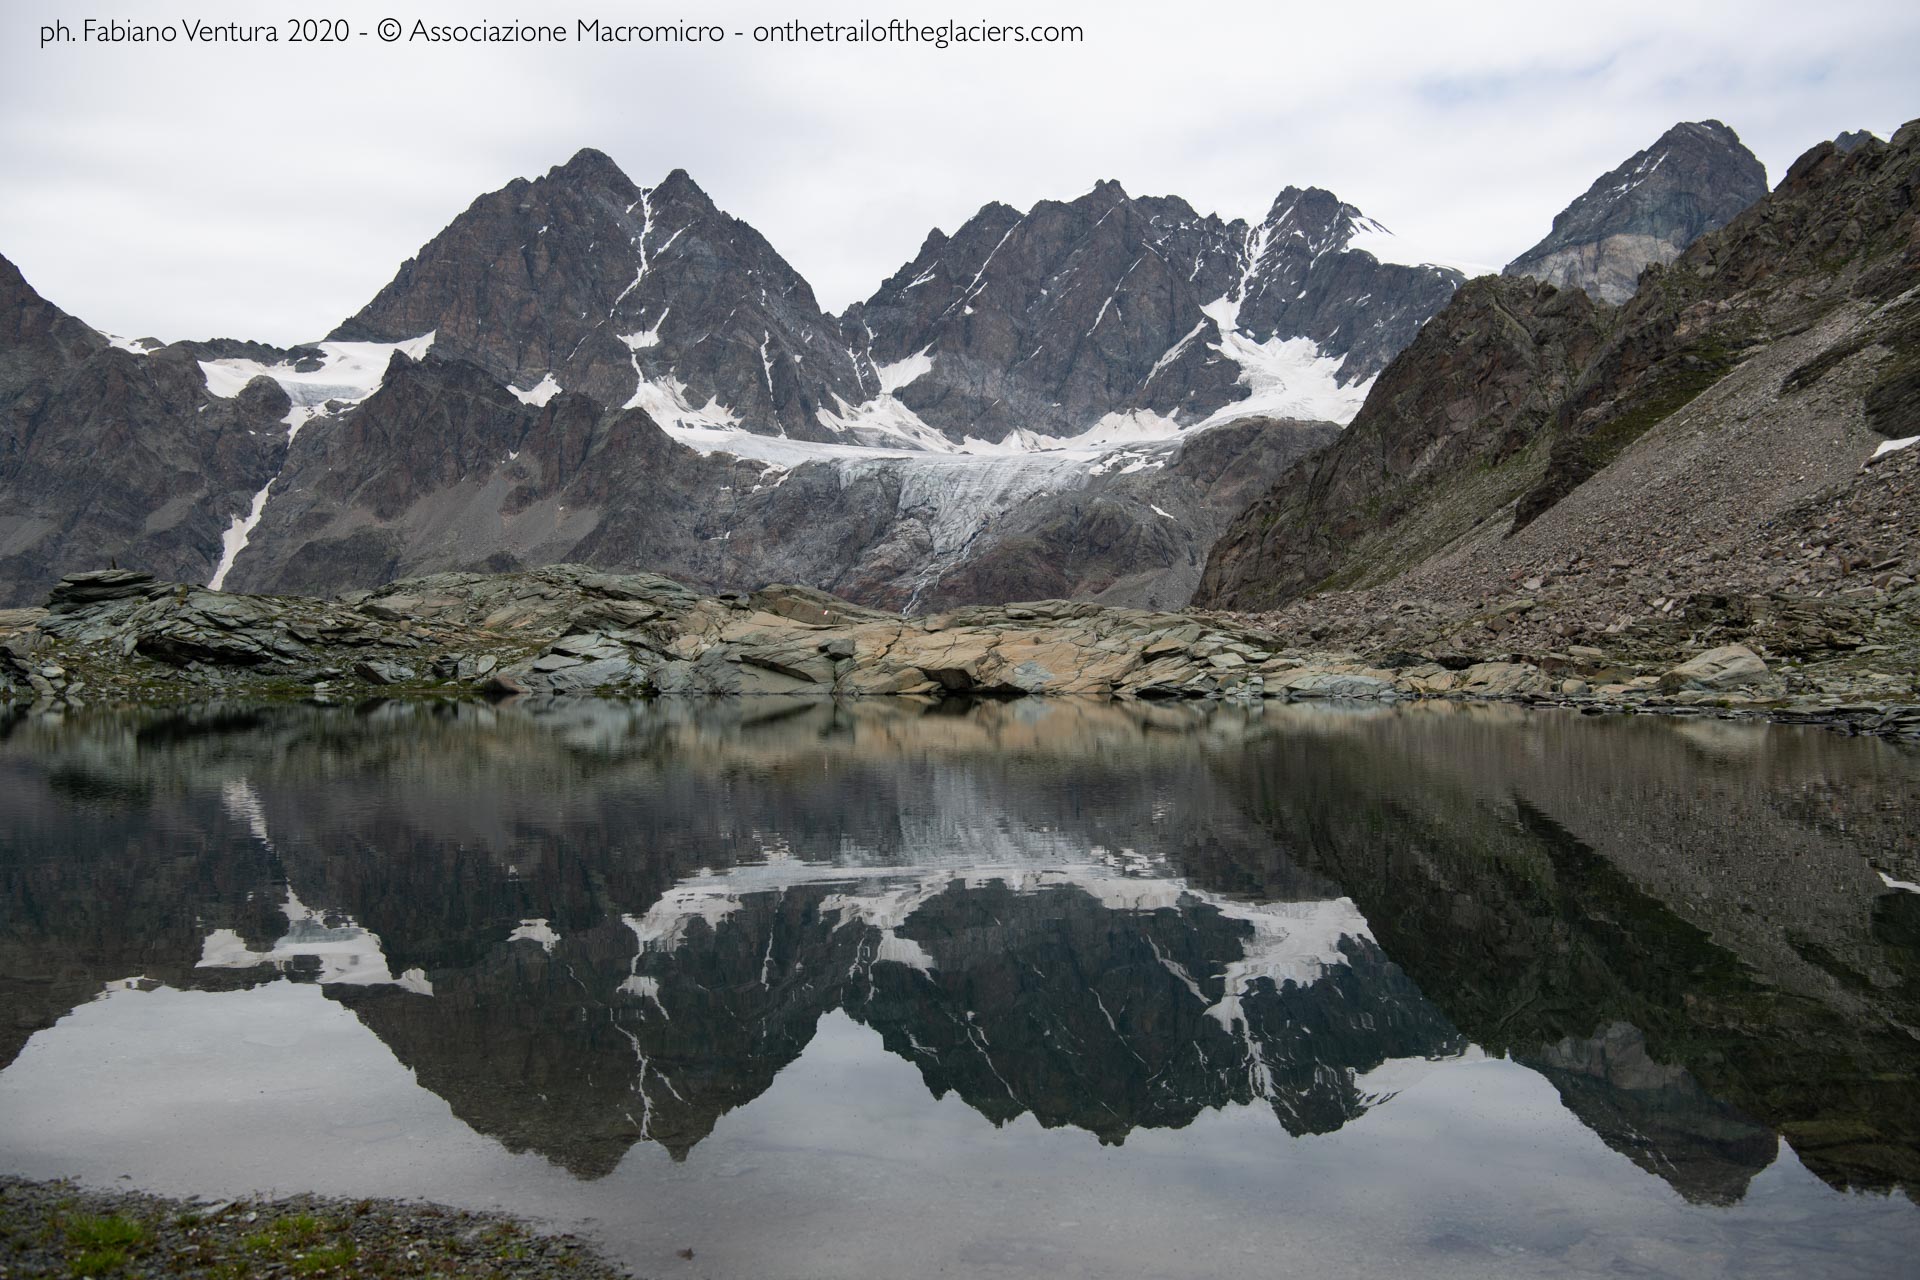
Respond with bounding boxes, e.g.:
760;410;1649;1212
289;1240;357;1273
62;1214;148;1251
67;1245;129;1276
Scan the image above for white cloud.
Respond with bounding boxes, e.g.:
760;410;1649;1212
1;0;1914;344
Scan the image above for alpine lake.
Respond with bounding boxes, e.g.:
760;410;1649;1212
1;695;1916;1278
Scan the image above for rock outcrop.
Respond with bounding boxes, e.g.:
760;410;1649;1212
4;564;1916;739
1505;120;1768;304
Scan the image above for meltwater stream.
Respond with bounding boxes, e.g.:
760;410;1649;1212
0;698;1916;1277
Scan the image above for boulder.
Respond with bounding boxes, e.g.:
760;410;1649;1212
1457;662;1552;697
1659;645;1769;691
354;659;417;685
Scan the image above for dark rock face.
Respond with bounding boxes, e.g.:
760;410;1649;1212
1504;120;1768;304
1523;1023;1779;1207
221;350;768;596
1197;119;1920;613
0;255;290;606
1195;277;1611;608
848;181;1462;443
333;151;868;443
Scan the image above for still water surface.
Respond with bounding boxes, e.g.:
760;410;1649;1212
1;697;1916;1277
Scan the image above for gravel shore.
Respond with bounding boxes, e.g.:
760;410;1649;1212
0;1177;636;1279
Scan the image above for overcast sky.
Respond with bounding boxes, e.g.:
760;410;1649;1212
2;0;1915;345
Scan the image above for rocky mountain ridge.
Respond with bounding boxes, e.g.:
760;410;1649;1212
339;148;1464;451
844;179;1462;444
0;143;1437;611
0;118;1857;619
1196;117;1920;671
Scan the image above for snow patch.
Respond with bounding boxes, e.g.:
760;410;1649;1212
509;372;562;406
815;390;960;452
207;482;274;592
622;364;740;431
196;886;430;994
875;347;934;394
623;307;669;351
1878;870;1920;894
1070;408;1185;448
508;918;560;952
1203;897;1373;1034
1871;435;1918;459
1193;297;1373;427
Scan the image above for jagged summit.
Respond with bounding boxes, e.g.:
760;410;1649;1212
842;176;1461;443
319;150;1465;451
332;150;865;440
1504;119;1768;303
547;145;638;193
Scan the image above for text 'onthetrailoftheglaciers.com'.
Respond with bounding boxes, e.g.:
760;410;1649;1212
36;16;1089;51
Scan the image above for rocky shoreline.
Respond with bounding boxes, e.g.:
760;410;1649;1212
0;1175;632;1279
0;564;1914;741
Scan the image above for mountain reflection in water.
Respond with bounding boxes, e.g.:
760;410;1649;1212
0;696;1916;1275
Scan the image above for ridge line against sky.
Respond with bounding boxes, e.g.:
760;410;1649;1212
2;0;1915;346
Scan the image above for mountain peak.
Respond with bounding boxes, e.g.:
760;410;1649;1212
1503;119;1768;303
650;166;716;212
1664;119;1738;146
549;146;635;194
